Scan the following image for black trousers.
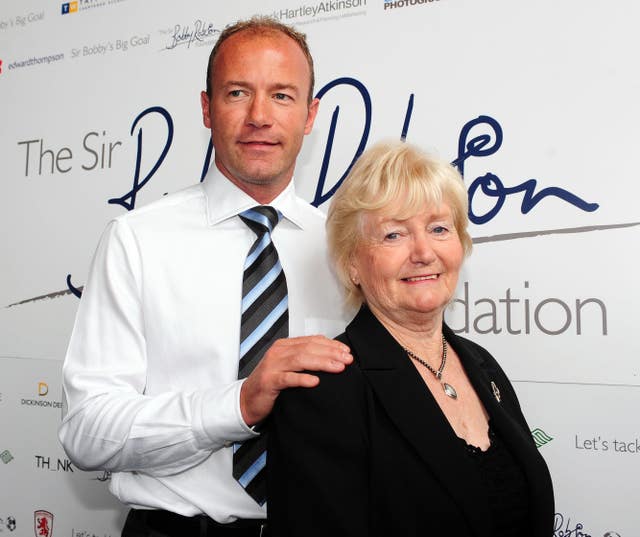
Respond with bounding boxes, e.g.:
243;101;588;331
121;509;269;537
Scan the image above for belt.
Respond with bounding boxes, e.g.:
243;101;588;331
124;508;269;537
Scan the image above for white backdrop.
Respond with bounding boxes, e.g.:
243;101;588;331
1;0;638;535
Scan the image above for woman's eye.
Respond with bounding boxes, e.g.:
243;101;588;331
385;232;400;240
432;226;448;235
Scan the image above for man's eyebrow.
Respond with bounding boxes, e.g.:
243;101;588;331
271;83;300;93
223;80;251;88
222;81;301;94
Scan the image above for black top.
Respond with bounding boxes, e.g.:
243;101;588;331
268;306;555;537
462;424;530;536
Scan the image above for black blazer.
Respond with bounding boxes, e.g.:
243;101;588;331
268;306;554;536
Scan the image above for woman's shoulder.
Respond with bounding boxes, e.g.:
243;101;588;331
335;331;348;344
275;332;367;417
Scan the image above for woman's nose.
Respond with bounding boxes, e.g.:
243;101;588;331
410;234;436;264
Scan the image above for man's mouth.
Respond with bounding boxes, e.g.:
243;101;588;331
240;140;278;146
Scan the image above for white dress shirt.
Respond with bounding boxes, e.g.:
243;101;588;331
58;166;352;522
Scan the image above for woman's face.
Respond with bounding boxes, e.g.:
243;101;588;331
349;203;464;325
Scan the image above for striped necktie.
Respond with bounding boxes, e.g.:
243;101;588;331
233;205;288;505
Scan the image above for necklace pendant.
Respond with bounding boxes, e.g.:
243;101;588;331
443;382;458;399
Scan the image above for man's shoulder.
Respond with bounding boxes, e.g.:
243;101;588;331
113;183;205;229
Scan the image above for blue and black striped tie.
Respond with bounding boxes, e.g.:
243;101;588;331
233;205;288;505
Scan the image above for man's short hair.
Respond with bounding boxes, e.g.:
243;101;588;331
205;16;315;103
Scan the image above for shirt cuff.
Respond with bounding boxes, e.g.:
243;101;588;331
194;379;259;449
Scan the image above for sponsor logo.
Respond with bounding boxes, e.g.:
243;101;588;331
20;398;62;408
71;530;113;537
553;512;622;537
553;512;591;536
0;12;45;29
0;516;17;532
4;53;65;72
384;0;439;10
20;382;62;409
61;2;78;14
35;455;74;472
34;511;53;537
61;0;127;15
162;20;220;50
1;450;14;464
531;428;553;449
70;35;151;59
269;0;368;23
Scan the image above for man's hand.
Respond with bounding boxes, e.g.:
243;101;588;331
239;335;352;426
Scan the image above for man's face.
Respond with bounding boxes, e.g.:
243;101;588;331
201;31;319;202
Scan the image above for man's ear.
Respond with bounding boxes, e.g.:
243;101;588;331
304;97;320;135
200;91;212;129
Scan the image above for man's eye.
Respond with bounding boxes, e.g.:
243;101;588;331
274;93;290;101
229;90;243;97
385;232;400;240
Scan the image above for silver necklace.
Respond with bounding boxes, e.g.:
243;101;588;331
404;336;458;399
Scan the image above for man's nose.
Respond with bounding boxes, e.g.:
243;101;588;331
247;94;272;128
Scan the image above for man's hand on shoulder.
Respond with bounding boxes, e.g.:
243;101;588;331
239;335;352;426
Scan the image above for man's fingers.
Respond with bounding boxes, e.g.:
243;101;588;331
287;352;350;374
275;371;322;390
270;336;353;367
239;336;352;425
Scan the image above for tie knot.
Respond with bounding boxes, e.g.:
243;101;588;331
239;206;281;236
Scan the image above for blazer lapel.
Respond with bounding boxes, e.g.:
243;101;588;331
346;307;492;536
444;325;531;447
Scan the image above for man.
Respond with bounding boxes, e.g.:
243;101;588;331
59;17;353;537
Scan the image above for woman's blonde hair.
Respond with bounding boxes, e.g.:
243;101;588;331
327;140;472;309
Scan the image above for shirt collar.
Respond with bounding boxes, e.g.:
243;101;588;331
201;164;306;230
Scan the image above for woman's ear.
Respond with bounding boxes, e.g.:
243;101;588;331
348;259;360;286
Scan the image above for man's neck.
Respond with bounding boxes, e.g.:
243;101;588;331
215;162;292;204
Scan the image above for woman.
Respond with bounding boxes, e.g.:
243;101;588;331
267;141;554;536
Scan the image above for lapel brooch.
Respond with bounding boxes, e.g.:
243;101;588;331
491;381;501;403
